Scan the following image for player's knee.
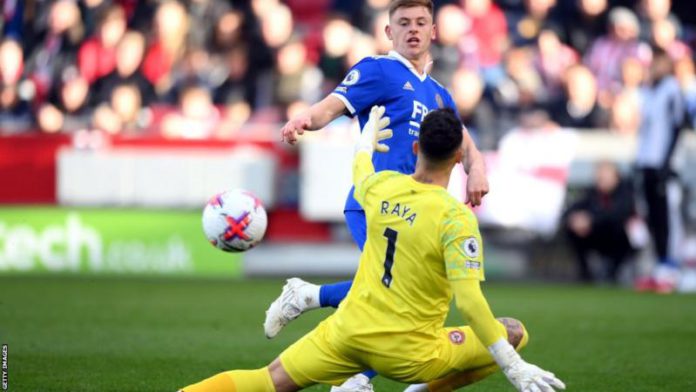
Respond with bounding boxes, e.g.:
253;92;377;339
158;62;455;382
497;317;527;349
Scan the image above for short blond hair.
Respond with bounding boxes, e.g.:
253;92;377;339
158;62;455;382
388;0;434;18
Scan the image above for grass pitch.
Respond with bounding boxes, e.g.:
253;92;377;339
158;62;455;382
1;275;696;391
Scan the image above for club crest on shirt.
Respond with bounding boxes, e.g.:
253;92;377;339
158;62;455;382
449;329;465;345
342;70;360;86
462;237;480;258
435;93;444;108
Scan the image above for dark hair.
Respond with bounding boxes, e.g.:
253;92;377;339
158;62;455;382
388;0;434;18
418;108;462;163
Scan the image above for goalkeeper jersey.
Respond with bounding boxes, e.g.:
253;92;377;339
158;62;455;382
326;152;485;361
330;51;459;212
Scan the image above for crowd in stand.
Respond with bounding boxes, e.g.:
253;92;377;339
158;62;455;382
1;0;695;147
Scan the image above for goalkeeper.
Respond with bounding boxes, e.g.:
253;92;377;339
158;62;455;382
180;107;565;392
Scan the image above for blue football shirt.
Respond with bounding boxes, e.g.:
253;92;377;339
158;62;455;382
331;50;460;212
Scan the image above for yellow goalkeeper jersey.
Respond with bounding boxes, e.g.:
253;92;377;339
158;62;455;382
327;152;485;362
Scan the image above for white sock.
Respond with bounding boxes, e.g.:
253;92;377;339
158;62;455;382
298;281;321;310
403;383;428;392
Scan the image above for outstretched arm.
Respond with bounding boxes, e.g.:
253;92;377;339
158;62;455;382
461;129;489;207
352;106;392;206
280;95;348;145
452;280;566;392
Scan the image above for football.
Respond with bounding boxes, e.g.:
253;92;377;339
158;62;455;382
202;189;268;252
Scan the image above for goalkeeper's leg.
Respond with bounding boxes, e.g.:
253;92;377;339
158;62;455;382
180;359;299;392
404;318;529;392
264;211;366;338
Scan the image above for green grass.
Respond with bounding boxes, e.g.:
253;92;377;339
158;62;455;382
1;276;696;391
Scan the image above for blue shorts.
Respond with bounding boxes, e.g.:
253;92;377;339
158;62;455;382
344;210;366;251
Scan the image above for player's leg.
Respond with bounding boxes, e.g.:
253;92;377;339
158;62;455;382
264;210;366;338
404;318;528;392
323;210;378;388
180;366;281;392
181;323;363;392
279;321;365;389
179;358;305;392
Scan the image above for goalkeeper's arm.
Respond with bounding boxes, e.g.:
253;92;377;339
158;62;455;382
451;280;566;392
352;106;392;189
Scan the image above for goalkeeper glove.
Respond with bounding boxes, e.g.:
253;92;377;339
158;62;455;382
355;105;393;155
489;338;566;392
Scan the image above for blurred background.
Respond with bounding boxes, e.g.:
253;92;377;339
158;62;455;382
1;0;696;290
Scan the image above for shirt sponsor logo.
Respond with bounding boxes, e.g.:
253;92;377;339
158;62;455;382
341;70;360;86
465;260;481;270
449;329;465;345
462;237;480;258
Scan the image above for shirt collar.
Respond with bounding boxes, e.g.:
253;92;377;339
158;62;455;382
388;50;431;82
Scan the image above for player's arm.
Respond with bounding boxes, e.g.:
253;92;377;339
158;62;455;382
282;58;385;145
451;279;505;346
352;106;392;206
280;95;348;145
460;128;489;207
450;279;565;392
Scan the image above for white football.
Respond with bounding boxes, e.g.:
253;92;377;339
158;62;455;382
202;189;268;252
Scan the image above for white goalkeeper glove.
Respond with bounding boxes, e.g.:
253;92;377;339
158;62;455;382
489;339;566;392
355;105;393;155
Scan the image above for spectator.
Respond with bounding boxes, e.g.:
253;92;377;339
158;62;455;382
370;11;391;55
674;56;696;129
319;16;355;86
214;44;254;106
508;0;562;47
344;32;377;70
274;39;323;106
77;5;127;85
635;48;685;293
24;0;84;102
248;1;294;108
564;0;609;54
0;82;32;133
37;70;92;133
186;0;231;49
451;68;498;150
167;47;222;104
0;38;33;133
0;38;24;86
350;0;390;33
550;64;608;129
637;0;672;42
430;4;468;88
79;0;111;38
650;16;691;61
563;161;636;283
93;83;151;135
210;9;245;55
142;0;189;94
610;90;642;134
2;0;24;40
533;26;579;101
494;47;545;111
259;2;294;49
460;0;509;87
161;84;221;139
217;97;252;139
584;7;651;107
93;31;156;106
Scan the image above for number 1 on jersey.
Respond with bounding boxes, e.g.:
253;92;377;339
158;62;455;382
382;228;398;288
